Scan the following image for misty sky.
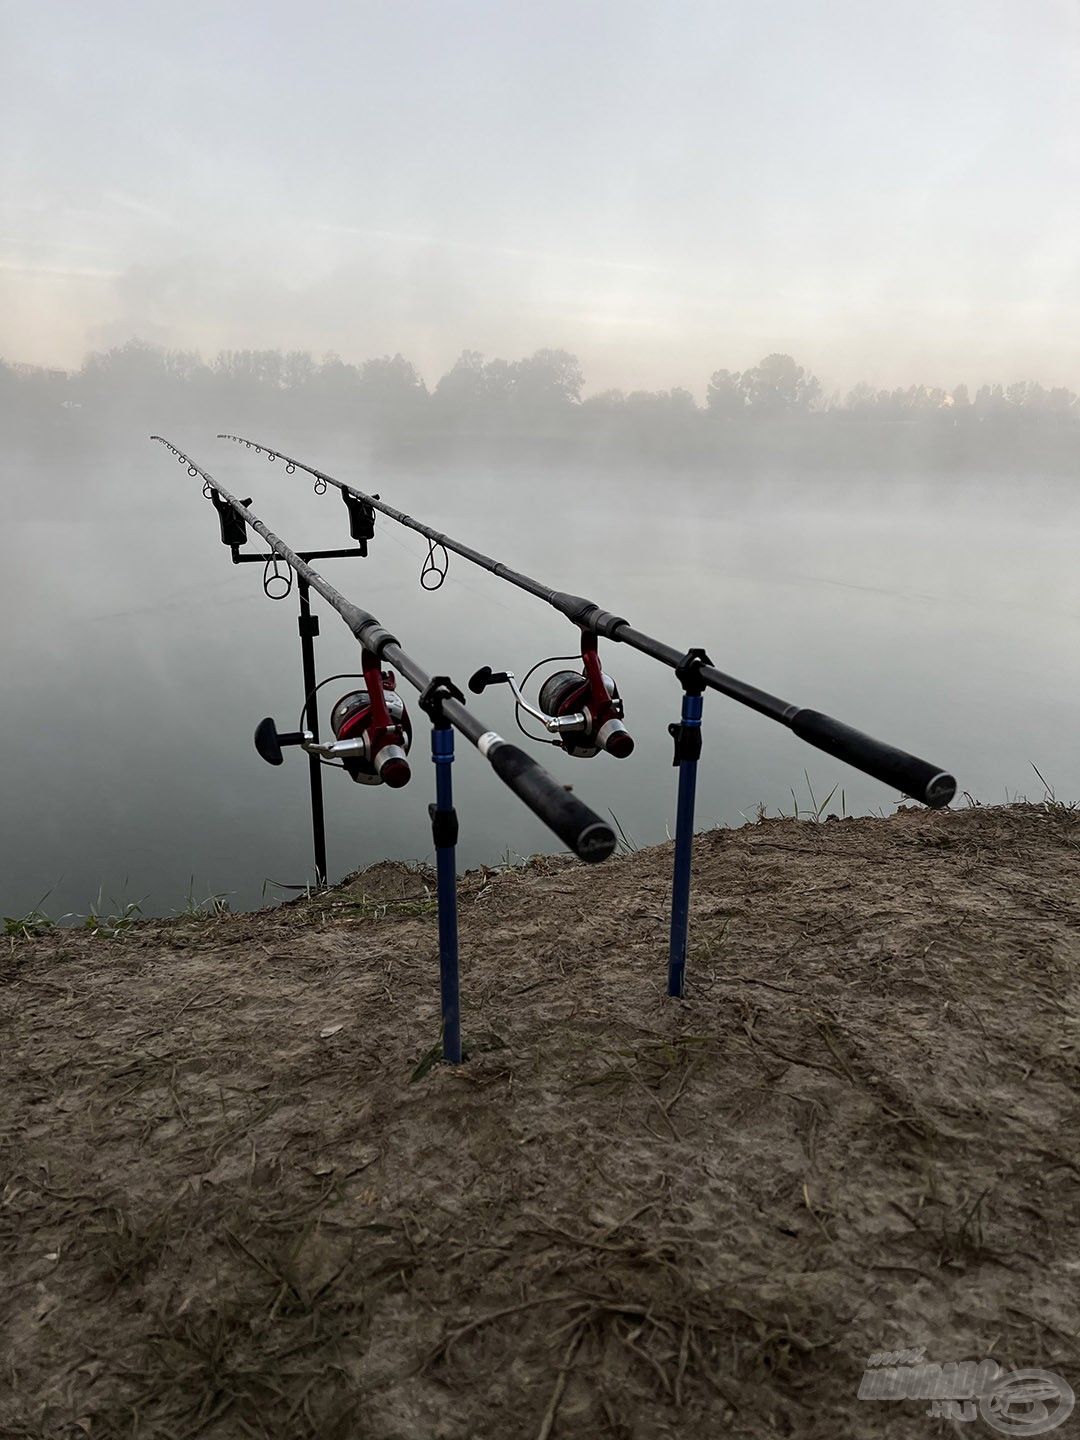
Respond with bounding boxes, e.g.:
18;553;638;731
3;0;1078;394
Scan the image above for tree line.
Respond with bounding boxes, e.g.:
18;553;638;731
5;339;1078;417
5;341;1079;469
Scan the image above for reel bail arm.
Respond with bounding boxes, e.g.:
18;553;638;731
468;665;586;739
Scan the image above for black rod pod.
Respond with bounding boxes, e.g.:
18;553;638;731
220;434;956;808
153;437;616;863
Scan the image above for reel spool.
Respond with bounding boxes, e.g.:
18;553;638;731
469;632;634;759
537;668;632;758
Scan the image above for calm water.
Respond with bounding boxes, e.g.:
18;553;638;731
3;430;1078;920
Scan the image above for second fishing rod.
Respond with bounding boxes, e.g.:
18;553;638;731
220;433;959;995
219;435;955;805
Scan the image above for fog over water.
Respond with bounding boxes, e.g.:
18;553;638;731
3;415;1078;921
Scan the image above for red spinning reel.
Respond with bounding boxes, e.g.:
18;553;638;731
469;632;634;759
255;650;412;787
328;653;412;787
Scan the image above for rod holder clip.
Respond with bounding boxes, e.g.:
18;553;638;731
674;647;712;696
428;802;460;848
419;675;466;728
210;488;251;550
668;720;703;766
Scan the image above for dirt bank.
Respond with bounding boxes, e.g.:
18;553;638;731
2;803;1079;1438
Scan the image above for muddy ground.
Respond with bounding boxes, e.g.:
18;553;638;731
2;802;1079;1438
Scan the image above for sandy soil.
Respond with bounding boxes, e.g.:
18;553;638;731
2;802;1079;1439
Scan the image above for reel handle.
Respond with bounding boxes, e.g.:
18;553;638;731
487;743;615;863
468;665;511;694
254;717;306;766
790;710;956;808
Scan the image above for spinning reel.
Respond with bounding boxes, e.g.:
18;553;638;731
255;650;413;787
469;632;634;759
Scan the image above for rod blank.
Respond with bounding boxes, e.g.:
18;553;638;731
219;434;957;809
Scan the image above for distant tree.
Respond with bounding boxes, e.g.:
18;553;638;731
905;385;948;414
843;382;878;416
425;349;584;431
352;355;428;440
432;351;489;420
1045;386;1078;418
282;351;317;391
625;387;697;418
507;348;584;409
974;383;1006;418
211;350;286;391
313;353;361;401
1006;381;1030;413
82;338;169;388
579;388;626;414
356;354;427;409
740;353;821;415
78;340;210;408
705;368;744;418
481;357;514;406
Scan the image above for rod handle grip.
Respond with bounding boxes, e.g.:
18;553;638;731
488;744;615;862
789;710;956;808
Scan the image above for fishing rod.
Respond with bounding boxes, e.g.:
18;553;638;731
153;436;617;1062
220;433;958;995
217;436;955;802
